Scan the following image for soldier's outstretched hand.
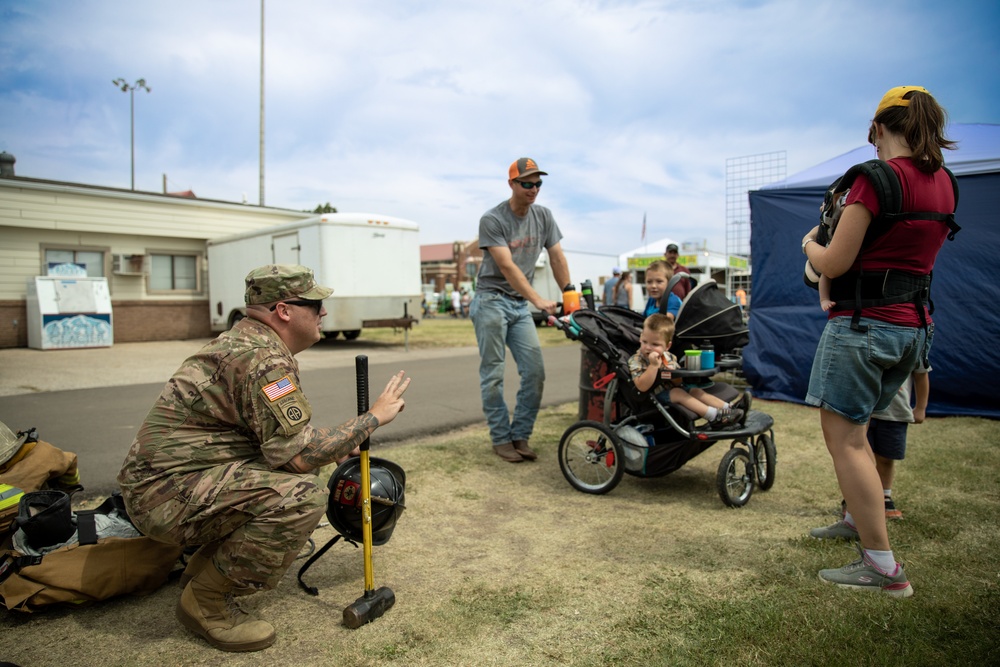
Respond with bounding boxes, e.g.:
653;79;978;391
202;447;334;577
370;370;411;427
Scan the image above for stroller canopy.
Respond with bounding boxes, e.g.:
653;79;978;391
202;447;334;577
673;280;748;354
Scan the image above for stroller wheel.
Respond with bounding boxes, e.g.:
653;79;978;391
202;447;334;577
558;421;625;495
754;433;777;491
717;447;754;507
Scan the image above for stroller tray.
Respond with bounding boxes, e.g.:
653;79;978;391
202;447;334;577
690;409;774;439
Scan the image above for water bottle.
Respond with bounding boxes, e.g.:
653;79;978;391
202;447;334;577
701;340;715;371
562;284;581;314
684;349;701;370
580;279;595;310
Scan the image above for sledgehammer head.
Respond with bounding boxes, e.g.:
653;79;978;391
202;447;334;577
342;586;395;629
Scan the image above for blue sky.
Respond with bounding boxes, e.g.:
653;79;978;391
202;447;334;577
2;0;998;256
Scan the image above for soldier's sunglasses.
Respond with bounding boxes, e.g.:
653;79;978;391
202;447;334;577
270;299;323;313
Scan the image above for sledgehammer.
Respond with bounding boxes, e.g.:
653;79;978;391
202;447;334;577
342;355;395;629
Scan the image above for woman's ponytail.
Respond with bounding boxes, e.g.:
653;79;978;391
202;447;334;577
903;92;955;172
876;90;956;173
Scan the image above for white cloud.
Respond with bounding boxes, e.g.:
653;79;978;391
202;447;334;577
1;0;998;255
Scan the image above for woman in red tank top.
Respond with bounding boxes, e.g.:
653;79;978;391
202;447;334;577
801;86;956;597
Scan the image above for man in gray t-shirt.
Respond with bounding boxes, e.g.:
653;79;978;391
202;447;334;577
470;157;570;463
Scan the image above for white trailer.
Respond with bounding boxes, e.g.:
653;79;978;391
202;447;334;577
207;212;421;339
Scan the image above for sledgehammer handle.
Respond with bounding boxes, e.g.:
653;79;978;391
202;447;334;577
355;355;375;593
343;354;396;628
355;355;371;452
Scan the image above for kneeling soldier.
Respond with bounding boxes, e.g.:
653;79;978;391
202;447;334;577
118;265;410;652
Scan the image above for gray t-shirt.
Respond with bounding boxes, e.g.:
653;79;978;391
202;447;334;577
476;200;563;298
873;363;931;423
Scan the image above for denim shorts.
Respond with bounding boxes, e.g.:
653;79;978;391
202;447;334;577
867;418;908;460
806;316;931;425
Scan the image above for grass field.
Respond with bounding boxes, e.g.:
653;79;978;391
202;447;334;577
2;320;998;666
337;314;572;349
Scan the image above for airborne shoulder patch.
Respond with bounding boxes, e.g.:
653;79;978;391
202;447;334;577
257;369;311;436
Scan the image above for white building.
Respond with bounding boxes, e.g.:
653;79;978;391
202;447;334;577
0;168;310;348
619;237;748;300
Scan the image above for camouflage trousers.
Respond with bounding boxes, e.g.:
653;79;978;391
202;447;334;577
129;461;327;590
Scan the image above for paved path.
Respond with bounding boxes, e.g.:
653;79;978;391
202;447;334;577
0;339;583;496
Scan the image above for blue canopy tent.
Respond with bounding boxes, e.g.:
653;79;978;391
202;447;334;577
744;124;1000;419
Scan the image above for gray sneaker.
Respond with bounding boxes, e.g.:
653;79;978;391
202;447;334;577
809;520;860;541
707;408;744;430
819;551;913;598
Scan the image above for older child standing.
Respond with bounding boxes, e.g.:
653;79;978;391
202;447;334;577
643;261;683;319
628;314;745;429
822;363;930;534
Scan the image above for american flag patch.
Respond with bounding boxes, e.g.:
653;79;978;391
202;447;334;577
263;376;296;401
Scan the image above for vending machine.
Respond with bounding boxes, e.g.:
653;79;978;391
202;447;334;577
26;275;114;349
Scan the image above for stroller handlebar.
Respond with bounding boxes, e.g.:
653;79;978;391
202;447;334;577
548;314;584;340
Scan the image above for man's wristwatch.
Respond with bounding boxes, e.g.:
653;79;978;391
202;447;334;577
802;238;816;255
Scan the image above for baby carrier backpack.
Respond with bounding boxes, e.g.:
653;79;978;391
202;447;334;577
804;159;960;331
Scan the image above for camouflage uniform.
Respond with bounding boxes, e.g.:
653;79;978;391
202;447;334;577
117;265;333;590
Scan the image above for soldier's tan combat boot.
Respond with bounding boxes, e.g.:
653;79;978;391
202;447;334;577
176;563;276;652
179;542;221;589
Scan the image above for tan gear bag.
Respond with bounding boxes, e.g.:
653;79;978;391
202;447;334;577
0;425;82;542
0;493;183;612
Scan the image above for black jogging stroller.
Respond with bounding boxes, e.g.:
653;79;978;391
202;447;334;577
551;302;775;507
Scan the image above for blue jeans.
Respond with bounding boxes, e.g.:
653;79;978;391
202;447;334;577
470;291;545;446
806;316;932;425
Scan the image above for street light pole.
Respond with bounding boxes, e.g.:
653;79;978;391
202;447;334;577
260;0;266;206
112;78;151;190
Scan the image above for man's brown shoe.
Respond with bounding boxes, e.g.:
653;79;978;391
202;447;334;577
493;443;524;463
512;439;538;461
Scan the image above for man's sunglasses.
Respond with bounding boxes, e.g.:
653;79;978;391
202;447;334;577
269;299;323;313
516;180;543;190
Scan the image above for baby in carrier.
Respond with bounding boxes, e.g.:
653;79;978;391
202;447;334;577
627;314;747;429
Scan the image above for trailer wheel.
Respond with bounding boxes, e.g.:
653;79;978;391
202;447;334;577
227;310;245;329
343;330;362;340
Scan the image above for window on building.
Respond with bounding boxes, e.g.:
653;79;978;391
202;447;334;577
44;249;105;277
150;253;199;291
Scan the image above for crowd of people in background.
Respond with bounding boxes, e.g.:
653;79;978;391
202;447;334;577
423;288;471;318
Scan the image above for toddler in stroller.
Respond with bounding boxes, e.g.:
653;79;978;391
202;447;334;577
629;314;747;430
550;307;775;507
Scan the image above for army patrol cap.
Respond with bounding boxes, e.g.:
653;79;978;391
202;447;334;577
245;264;334;306
0;420;28;466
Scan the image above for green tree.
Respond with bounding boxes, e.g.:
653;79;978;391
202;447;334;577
310;202;337;213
